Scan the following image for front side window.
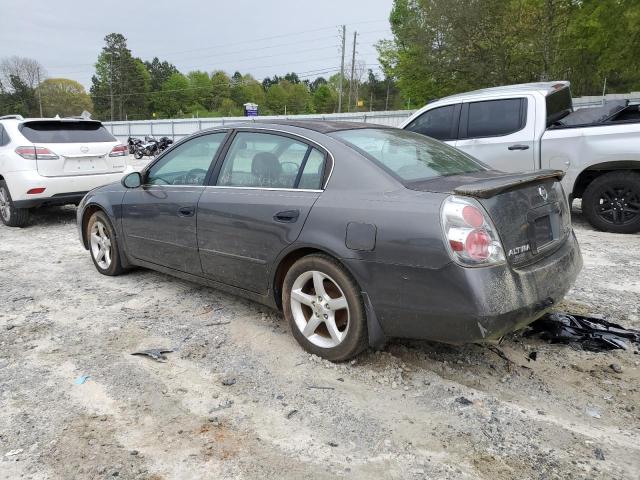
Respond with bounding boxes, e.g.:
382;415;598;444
465;98;525;138
146;132;226;186
217;132;325;189
405;104;458;140
330;128;485;183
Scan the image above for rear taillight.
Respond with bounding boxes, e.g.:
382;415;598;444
15;146;59;160
441;196;505;266
109;144;127;157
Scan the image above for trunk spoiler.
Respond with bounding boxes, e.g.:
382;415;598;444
453;170;565;198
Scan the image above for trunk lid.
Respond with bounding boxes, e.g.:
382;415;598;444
408;170;572;266
19;120;124;177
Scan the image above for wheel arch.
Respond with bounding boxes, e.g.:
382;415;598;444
271;245;359;310
80;203;109;249
572;161;640;199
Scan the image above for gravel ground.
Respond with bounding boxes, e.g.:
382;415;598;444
0;199;639;480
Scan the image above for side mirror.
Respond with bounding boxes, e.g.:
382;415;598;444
122;171;142;188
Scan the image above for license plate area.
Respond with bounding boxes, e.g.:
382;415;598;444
534;215;553;247
527;202;561;254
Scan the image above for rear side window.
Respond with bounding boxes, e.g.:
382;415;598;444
0;125;10;146
405;104;458;140
19;121;116;143
217;132;326;189
465;98;526;138
331;128;485;183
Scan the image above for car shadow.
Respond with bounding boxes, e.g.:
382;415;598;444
24;205;77;227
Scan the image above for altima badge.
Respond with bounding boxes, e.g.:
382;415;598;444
80;146;89;153
508;244;530;256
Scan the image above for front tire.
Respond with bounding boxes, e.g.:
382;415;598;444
582;171;640;234
283;254;368;361
0;180;29;227
86;211;124;276
134;150;143;160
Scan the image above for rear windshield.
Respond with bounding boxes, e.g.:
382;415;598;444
330;128;486;182
19;121;116;143
546;87;573;125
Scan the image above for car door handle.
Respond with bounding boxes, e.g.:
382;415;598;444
273;209;300;223
508;144;530;150
177;206;195;217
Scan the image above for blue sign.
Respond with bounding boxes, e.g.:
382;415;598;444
244;103;259;117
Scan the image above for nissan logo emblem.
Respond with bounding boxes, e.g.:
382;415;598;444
80;146;89;153
538;185;548;201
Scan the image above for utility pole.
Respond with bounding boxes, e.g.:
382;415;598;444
385;78;390;111
348;31;357;112
36;69;43;117
338;25;346;113
109;53;114;122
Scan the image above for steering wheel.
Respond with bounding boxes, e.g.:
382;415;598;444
280;162;300;174
150;175;171;185
182;168;208;185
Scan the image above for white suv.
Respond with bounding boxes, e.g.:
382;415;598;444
0;115;132;227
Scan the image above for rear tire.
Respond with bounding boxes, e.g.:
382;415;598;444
86;211;125;276
582;171;640;234
283;254;368;361
0;180;30;227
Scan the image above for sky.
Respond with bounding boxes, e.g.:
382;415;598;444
0;0;394;90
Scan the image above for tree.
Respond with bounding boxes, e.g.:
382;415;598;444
0;75;37;117
187;70;213;110
144;57;178;91
0;56;46;116
90;33;150;121
156;72;190;117
39;78;93;117
313;84;336;113
231;74;265;108
379;0;640;101
210;70;232;111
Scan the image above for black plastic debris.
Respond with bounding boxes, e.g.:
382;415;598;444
455;396;473;406
526;313;640;351
131;348;174;362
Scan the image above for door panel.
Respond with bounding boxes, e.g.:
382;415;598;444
197;130;326;294
455;97;536;172
121;132;227;273
197;189;320;293
122;186;204;272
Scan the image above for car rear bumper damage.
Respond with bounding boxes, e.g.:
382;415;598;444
346;231;583;344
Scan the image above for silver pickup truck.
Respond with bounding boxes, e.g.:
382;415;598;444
401;81;640;233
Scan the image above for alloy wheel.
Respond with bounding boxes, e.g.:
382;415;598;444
290;270;350;348
596;186;640;226
90;221;112;270
0;187;10;222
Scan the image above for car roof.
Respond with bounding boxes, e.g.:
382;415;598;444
435;81;570;103
228;120;394;134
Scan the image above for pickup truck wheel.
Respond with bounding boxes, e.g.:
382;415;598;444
0;180;30;227
582;171;640;234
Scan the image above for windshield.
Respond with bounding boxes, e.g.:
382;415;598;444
20;121;116;143
330;128;486;182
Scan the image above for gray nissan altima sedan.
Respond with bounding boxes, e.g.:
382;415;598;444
77;121;582;360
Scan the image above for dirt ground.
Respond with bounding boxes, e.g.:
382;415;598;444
1;199;639;479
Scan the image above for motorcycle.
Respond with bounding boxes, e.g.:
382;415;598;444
157;136;174;153
127;136;142;154
133;136;160;159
